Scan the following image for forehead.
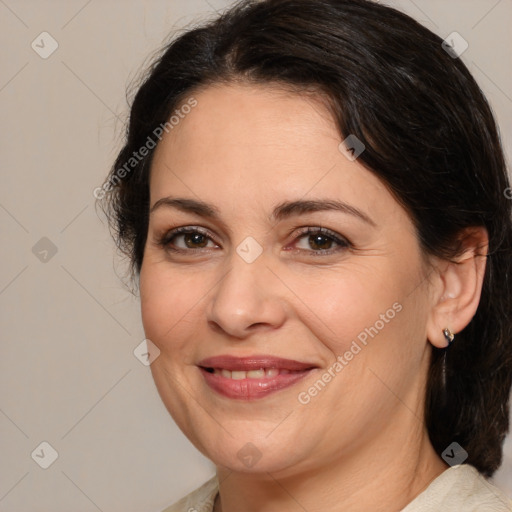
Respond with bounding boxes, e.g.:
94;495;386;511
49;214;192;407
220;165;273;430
149;83;393;218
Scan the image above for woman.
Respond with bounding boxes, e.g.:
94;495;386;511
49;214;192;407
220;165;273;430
101;0;512;510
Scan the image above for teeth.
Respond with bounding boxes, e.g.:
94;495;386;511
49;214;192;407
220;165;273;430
265;368;279;378
212;368;295;379
247;369;265;378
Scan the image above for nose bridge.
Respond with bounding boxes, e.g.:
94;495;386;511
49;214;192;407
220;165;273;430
206;246;286;337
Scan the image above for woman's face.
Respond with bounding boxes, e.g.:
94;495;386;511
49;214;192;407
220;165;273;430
140;83;435;475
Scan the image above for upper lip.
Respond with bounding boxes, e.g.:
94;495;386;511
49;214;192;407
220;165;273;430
198;354;317;371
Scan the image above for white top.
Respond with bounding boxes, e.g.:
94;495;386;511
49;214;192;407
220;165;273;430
161;464;512;512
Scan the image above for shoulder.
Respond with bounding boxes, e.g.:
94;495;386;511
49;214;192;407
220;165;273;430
160;476;219;512
401;464;512;511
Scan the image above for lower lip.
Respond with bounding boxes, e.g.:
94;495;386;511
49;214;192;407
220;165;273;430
199;367;314;400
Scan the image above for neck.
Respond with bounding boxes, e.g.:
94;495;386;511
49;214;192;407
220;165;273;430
214;424;447;512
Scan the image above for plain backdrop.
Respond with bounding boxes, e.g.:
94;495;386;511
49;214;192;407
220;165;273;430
1;1;511;511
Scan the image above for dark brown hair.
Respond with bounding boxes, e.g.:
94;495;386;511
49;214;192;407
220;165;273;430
101;0;512;476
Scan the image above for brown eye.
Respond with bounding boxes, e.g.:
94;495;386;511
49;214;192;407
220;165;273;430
159;227;219;252
293;227;351;254
308;234;334;250
182;232;209;248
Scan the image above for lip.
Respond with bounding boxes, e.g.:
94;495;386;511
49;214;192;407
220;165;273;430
198;354;318;401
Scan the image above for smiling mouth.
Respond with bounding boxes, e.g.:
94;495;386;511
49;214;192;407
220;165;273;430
197;354;318;399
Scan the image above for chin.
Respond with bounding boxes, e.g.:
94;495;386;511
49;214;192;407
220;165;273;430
194;431;309;475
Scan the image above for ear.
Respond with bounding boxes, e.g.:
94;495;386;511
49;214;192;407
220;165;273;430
426;227;488;349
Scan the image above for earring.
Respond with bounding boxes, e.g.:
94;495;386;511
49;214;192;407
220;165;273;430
443;328;455;347
441;328;455;393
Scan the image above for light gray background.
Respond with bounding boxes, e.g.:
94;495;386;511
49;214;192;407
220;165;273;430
1;1;511;511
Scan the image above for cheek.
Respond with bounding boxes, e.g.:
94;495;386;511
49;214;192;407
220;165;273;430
287;262;405;355
139;261;207;355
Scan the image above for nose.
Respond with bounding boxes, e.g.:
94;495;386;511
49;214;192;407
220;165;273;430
206;251;287;339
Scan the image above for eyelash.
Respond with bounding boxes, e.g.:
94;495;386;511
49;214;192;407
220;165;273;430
156;226;352;256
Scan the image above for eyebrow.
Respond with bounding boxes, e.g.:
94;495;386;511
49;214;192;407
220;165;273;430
150;197;376;226
271;199;376;226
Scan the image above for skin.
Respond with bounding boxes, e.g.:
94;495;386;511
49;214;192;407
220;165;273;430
139;83;488;512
